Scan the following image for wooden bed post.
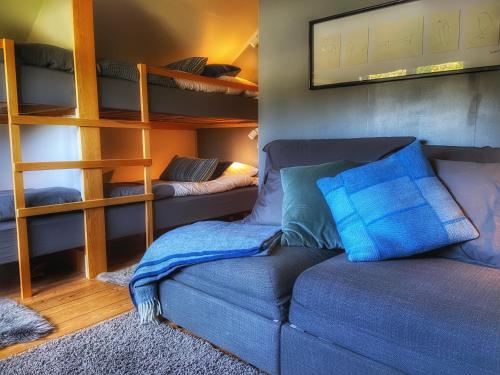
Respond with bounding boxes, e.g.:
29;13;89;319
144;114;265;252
3;39;32;298
72;0;107;278
138;64;154;247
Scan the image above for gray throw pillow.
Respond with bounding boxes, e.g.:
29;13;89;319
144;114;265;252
159;155;218;182
244;168;282;226
434;159;500;269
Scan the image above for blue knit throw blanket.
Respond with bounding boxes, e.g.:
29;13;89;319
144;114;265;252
129;221;281;323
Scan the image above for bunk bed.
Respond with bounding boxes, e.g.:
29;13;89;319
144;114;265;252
0;47;258;125
0;0;259;298
0;55;258;125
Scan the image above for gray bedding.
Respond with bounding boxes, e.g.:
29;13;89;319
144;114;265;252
0;183;176;223
0;186;258;265
0;187;82;222
0;63;258;120
104;181;175;200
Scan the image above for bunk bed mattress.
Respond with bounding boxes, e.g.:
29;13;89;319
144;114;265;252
0;64;258;120
106;185;258;238
0;212;84;265
0;186;258;265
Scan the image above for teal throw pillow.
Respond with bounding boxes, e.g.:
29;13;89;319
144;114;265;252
281;160;362;249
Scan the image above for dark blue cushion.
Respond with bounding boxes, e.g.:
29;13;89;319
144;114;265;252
289;254;500;375
317;141;478;261
202;64;241;78
171;245;334;321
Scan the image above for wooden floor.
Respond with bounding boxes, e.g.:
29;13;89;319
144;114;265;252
0;276;133;360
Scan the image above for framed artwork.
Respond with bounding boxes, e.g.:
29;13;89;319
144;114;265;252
309;0;500;89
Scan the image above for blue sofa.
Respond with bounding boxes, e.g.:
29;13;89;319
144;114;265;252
159;138;500;375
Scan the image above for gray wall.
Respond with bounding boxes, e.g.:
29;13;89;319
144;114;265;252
259;0;500;171
197;128;259;167
0;125;81;191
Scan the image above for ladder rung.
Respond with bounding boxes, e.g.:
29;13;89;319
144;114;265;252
10;115;150;129
15;159;152;172
17;194;154;218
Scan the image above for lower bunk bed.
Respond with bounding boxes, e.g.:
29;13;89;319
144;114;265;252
0;186;258;266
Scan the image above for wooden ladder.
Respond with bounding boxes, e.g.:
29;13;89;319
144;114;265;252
1;0;154;299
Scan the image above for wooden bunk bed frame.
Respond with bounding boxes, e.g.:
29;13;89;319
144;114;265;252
1;0;258;299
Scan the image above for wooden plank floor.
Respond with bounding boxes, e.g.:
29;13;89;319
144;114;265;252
0;277;133;360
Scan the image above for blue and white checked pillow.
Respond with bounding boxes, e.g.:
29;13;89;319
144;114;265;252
317;141;478;261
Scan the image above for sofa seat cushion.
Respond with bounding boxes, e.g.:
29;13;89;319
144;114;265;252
289;254;500;375
168;246;334;321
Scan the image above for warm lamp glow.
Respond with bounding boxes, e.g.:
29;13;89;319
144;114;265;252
226;162;247;173
224;162;259;177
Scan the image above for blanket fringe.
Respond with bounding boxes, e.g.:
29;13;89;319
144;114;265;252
137;299;162;325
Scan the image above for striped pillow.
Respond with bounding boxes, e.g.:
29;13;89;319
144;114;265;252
160;156;218;182
97;57;208;88
166;57;208;75
150;57;208;88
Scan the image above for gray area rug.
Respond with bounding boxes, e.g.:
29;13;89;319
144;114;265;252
97;264;136;287
0;311;263;375
0;298;53;349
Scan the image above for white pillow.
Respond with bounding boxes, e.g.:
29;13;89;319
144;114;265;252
223;162;258;177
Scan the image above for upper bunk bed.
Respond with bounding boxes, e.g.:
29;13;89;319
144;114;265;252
0;44;258;128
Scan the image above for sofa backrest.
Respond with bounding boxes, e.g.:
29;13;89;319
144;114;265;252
423;145;500;163
262;137;416;176
246;137;417;225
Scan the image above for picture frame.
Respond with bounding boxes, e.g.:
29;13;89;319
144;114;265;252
309;0;500;89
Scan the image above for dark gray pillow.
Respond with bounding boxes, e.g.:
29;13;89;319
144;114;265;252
0;187;82;222
104;181;175;200
243;168;282;225
434;159;500;269
0;43;74;72
160;156;218;182
202;64;241;78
